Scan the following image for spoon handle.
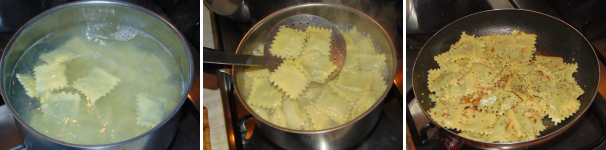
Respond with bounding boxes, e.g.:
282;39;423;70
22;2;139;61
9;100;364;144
203;47;266;67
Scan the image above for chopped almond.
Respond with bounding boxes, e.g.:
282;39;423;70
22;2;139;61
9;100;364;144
524;110;532;117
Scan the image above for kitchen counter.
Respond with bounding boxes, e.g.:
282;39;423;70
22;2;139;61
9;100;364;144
202;4;229;150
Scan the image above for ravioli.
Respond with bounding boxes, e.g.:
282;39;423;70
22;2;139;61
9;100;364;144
427;30;583;143
340;41;360;73
282;99;307;129
72;67;121;104
245;67;271;78
269;26;306;59
335;71;373;93
135;93;167;128
242;26;387;131
269;107;287;127
294;50;337;83
350;92;378;119
459;109;496;134
327;81;359;102
248;78;283;109
269;60;308;99
39;47;80;66
304;26;332;55
357;53;386;72
40;92;81;125
34;64;68;95
16;73;37;98
304;105;335;130
314;89;352;124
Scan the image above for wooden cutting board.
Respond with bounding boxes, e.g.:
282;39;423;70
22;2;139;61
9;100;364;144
203;107;211;150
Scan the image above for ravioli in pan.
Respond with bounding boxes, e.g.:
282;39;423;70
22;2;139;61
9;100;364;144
242;26;388;130
427;30;583;143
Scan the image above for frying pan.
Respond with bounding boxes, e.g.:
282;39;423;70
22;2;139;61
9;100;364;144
412;9;600;149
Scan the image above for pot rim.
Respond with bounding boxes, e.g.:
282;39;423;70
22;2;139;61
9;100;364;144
0;0;194;148
231;2;397;134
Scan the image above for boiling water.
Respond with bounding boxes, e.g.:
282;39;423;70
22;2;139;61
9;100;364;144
8;23;184;145
242;25;389;130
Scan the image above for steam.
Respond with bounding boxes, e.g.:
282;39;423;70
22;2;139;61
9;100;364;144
322;0;401;38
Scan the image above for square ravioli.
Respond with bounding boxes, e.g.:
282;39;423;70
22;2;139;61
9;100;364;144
304;26;332;55
294;50;337;83
270;60;308;99
314;89;352;124
135;93;167;128
16;73;37;98
73;67;121;104
34;64;67;95
269;26;307;59
335;71;373;93
248;78;284;109
357;53;386;72
282;99;307;129
39;47;80;66
40;92;81;124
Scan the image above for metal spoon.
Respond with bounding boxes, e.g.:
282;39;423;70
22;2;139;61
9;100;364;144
203;14;346;84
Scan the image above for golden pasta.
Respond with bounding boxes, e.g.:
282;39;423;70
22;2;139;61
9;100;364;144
427;30;583;143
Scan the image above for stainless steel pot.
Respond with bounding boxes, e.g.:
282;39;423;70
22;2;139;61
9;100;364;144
230;3;397;150
203;0;251;22
0;1;193;149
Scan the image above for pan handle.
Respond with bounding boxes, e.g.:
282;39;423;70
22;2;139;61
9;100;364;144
9;139;26;150
415;123;448;150
579;105;606;150
203;47;266;67
238;114;254;145
420;123;435;142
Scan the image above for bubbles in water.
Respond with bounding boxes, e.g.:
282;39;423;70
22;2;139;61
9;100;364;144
144;65;153;72
114;25;141;41
93;52;101;59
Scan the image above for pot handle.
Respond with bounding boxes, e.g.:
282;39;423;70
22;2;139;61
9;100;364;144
419;123;435;142
203;47;266;67
9;139;26;150
238;114;254;145
415;123;448;150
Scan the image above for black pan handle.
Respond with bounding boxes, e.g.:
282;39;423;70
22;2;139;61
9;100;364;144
416;123;448;150
579;105;606;150
420;123;436;143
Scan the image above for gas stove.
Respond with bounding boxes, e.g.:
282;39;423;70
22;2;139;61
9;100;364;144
0;0;200;149
406;0;606;149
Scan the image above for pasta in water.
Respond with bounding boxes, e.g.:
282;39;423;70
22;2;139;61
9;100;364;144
426;30;583;143
16;73;37;98
72;67;121;104
135;93;167;128
39;47;80;66
270;60;309;99
13;24;183;145
33;64;68;95
242;26;388;130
